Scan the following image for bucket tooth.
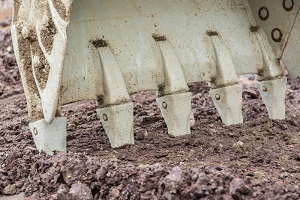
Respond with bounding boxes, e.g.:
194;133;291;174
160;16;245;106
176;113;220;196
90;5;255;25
209;85;243;126
96;46;133;147
157;92;192;136
29;117;67;155
97;46;130;105
209;35;239;87
257;77;287;120
208;35;242;125
97;103;134;148
155;39;191;136
154;38;189;95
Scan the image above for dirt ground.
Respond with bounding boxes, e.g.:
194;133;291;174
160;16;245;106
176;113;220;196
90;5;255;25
0;17;300;200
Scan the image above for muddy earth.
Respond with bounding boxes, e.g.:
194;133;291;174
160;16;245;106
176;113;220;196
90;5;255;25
0;18;300;200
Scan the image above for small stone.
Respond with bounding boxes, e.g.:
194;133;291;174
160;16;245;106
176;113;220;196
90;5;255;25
15;179;25;188
165;166;182;182
6;46;13;53
190;111;195;127
110;188;120;198
143;130;148;137
215;186;224;194
233;141;244;148
279;173;289;179
219;144;224;152
3;184;17;195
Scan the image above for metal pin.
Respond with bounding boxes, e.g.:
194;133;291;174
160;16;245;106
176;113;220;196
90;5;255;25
262;86;268;92
215;94;221;100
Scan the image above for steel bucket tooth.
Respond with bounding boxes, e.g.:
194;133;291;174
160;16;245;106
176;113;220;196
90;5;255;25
157;93;192;137
257;77;287;120
155;38;191;136
210;85;243;126
29;117;67;155
97;103;134;148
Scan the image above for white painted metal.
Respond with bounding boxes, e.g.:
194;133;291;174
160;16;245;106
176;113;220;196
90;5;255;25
61;0;263;106
12;0;296;154
96;103;134;148
254;29;284;79
155;40;189;95
257;77;287;120
209;35;239;87
157;93;192;137
248;0;300;58
97;47;130;105
248;0;300;77
282;9;300;78
209;85;243;126
29;117;67;155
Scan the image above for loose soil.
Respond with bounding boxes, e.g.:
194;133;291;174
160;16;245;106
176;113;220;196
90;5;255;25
0;18;300;200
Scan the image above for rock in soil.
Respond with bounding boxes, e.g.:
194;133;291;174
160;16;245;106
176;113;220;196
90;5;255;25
2;184;16;195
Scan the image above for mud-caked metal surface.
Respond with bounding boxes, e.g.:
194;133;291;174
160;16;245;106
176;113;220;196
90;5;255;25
11;0;296;154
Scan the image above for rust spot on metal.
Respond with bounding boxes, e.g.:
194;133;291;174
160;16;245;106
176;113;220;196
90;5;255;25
152;34;167;42
92;39;108;48
250;26;260;32
206;31;219;36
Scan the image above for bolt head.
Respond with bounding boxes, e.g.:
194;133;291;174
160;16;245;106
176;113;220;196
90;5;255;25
102;114;108;121
262;86;268;92
162;102;168;109
215;94;221;100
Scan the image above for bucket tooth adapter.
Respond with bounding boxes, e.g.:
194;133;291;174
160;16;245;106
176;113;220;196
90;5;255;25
11;0;299;154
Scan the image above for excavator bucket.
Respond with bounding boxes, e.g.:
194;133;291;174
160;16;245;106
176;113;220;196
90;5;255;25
11;0;299;155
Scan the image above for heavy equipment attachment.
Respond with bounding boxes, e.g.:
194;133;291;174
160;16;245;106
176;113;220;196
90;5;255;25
11;0;300;154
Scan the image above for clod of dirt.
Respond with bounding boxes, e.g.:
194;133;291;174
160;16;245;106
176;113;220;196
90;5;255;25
230;178;253;198
52;185;70;200
69;183;93;200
